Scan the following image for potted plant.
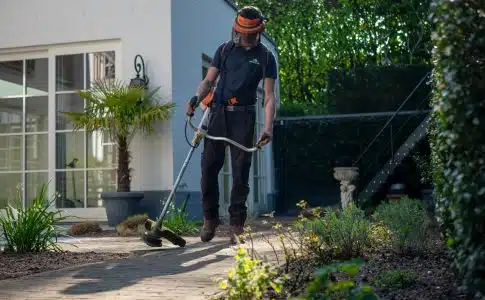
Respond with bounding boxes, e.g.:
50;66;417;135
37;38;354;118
63;78;175;226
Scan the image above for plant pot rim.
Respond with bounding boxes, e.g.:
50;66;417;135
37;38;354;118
101;191;144;199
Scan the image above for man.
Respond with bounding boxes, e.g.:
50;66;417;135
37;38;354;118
186;5;278;244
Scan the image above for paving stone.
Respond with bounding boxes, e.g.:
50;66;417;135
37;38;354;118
0;234;281;300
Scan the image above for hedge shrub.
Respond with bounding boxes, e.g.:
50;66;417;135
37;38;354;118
429;0;485;297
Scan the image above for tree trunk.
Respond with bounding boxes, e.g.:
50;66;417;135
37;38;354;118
117;135;131;192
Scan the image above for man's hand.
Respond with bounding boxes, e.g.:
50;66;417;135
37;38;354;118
257;130;273;147
186;95;199;116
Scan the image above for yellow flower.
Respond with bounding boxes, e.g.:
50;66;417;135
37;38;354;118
228;269;236;280
219;280;228;290
272;222;282;230
310;234;320;243
297;200;307;209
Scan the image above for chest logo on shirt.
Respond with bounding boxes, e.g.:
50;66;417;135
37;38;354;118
249;58;260;65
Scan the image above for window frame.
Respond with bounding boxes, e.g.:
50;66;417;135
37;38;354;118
0;41;122;215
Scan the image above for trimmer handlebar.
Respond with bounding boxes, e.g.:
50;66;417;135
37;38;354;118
187;107;270;152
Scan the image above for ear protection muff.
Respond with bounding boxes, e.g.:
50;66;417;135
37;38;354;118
232;11;265;34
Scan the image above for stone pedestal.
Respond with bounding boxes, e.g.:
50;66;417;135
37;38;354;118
333;167;359;208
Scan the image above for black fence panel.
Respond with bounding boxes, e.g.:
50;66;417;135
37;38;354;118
272;113;428;215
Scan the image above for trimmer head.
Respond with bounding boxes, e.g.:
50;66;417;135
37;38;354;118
142;230;164;247
142;219;187;248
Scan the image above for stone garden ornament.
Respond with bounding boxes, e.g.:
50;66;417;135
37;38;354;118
333;167;359;208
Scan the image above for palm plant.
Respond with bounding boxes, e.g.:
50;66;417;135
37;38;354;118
63;78;175;192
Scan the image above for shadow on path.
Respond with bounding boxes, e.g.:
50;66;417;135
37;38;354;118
61;241;230;296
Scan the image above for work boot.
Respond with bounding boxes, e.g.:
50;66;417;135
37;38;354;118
200;218;220;242
229;225;245;245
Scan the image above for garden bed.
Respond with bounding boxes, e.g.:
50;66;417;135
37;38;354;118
0;251;130;281
215;200;470;299
272;233;467;299
357;246;466;300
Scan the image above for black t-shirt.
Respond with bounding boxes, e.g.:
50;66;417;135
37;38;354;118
210;41;278;105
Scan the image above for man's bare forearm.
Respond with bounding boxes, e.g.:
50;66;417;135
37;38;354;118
196;79;212;100
264;94;276;132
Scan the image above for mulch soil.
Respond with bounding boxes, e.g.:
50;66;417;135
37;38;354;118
358;249;468;300
0;251;130;281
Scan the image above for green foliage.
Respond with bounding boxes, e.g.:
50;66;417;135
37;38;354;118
372;197;429;254
411;151;433;186
429;0;485;297
217;246;288;300
163;196;201;236
287;203;335;266
221;203;378;299
304;203;372;260
372;269;417;289
303;258;379;300
241;208;334;296
277;101;329;117
0;184;66;253
369;222;393;251
235;0;431;107
427;89;451;240
62;78;175;192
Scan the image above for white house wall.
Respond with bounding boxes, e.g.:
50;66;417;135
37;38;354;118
0;0;173;220
170;0;280;218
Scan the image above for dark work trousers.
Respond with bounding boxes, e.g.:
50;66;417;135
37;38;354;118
200;103;256;226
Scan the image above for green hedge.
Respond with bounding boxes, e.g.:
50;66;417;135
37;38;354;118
429;0;485;297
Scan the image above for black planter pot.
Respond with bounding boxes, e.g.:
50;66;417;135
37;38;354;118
101;192;144;226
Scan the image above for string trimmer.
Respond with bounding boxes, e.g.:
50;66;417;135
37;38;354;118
142;98;271;248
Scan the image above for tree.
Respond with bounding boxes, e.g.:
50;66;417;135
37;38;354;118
235;0;432;107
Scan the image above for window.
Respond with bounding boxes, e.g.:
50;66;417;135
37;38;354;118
55;51;117;208
0;47;118;210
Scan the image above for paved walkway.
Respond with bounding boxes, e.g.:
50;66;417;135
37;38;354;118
0;232;279;300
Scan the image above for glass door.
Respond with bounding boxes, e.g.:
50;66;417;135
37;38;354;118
0;55;49;209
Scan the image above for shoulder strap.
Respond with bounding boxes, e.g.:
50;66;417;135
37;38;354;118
220;40;235;70
211;41;234;90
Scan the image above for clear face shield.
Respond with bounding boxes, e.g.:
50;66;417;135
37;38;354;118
232;30;259;46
